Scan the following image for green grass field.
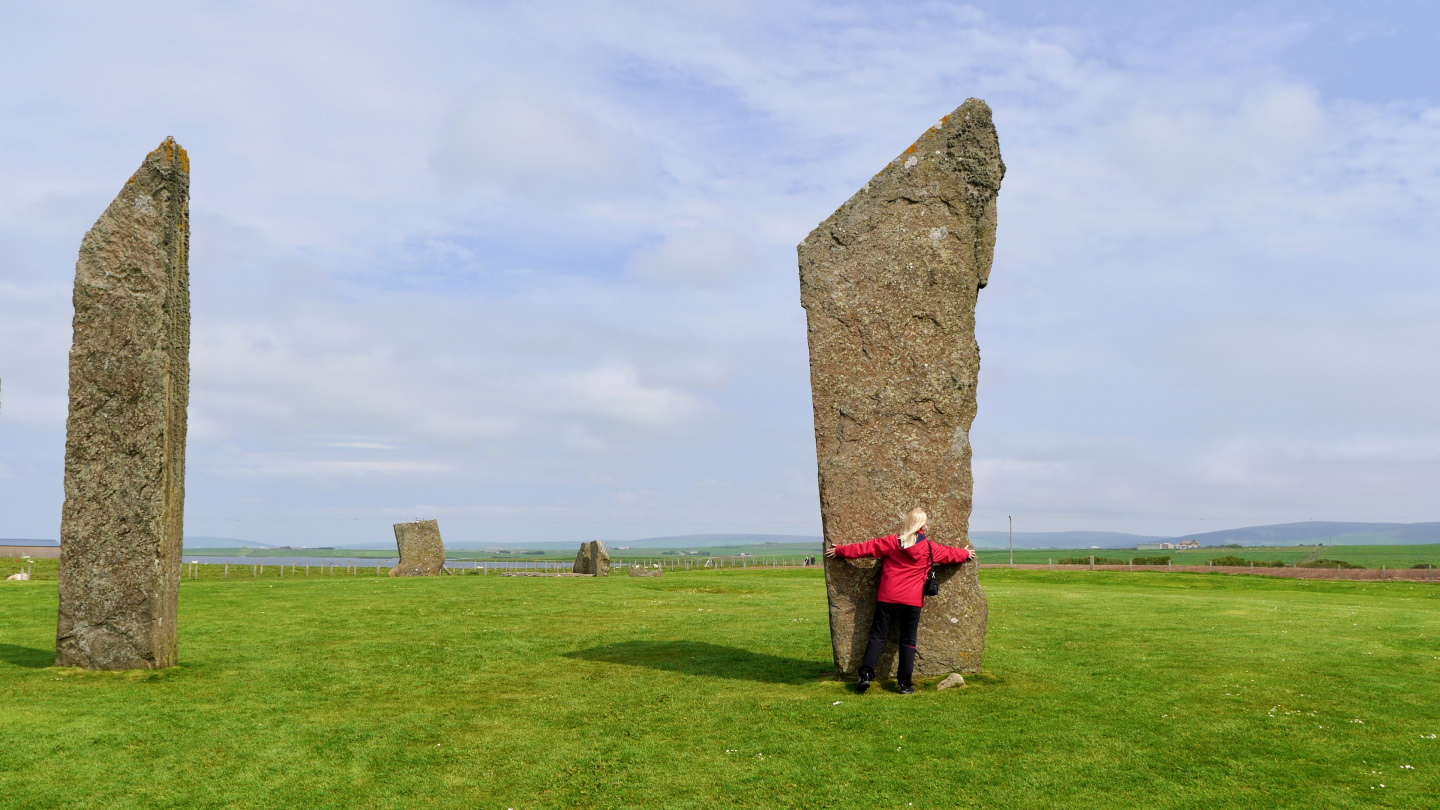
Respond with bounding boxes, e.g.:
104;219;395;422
2;563;1438;808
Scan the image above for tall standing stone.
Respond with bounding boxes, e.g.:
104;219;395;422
799;100;1003;679
56;138;190;670
389;520;446;576
572;540;610;576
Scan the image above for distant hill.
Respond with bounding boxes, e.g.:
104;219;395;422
0;538;58;547
183;536;275;549
1173;521;1440;547
969;531;1168;550
601;534;822;549
332;533;822;551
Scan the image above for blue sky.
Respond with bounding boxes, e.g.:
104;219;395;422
3;1;1439;545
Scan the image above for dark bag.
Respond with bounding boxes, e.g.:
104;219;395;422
922;540;940;596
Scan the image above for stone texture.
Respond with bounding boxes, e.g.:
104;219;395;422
572;541;611;576
937;673;967;690
628;566;664;577
389;520;446;576
799;99;1003;680
56;138;191;670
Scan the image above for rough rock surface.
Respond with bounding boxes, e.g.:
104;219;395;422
572;541;610;576
389;520;446;576
628;566;664;577
937;673;967;690
56;138;191;670
799;99;1003;679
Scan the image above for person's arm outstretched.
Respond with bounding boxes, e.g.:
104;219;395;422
824;535;896;559
929;541;974;565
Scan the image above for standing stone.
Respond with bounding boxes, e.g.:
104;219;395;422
56;138;191;670
799;100;1003;679
572;540;611;576
389;520;446;576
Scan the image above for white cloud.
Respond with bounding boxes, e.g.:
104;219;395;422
210;457;452;480
628;228;757;285
541;360;705;448
432;81;657;201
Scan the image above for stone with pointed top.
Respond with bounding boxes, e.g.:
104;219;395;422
56;138;191;670
800;99;1002;680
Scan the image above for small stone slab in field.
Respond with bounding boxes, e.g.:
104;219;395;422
937;673;967;690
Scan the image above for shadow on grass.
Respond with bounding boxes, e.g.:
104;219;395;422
565;640;832;685
0;643;53;669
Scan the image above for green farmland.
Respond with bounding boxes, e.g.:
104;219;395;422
977;543;1440;569
180;541;821;564
2;562;1438;808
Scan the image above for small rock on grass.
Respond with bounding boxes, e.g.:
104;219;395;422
937;673;966;690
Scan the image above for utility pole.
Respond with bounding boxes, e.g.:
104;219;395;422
1009;515;1014;567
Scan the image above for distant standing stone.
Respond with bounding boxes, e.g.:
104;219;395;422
799;99;1002;679
628;566;663;577
389;520;446;576
572;540;611;576
56;138;191;670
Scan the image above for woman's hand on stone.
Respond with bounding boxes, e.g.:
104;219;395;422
824;545;837;558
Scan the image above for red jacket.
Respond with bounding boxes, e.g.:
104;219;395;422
832;534;973;607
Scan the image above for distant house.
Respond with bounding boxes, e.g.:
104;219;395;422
1176;539;1201;549
1136;543;1174;551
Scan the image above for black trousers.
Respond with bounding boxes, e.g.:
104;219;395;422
860;601;922;685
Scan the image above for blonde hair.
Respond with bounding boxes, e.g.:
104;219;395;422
899;508;928;548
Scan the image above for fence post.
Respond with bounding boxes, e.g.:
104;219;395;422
1129;560;1133;572
1048;558;1052;570
225;563;229;579
1168;561;1172;572
1089;556;1094;571
1250;562;1254;573
1337;563;1341;581
1382;564;1386;581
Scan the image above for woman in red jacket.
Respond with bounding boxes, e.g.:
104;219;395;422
823;508;973;694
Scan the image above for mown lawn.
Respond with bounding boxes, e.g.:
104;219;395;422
1;566;1438;808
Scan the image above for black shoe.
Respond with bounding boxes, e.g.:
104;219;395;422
898;683;915;695
856;669;873;693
